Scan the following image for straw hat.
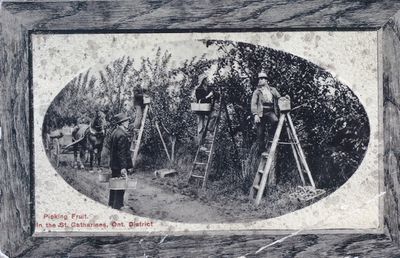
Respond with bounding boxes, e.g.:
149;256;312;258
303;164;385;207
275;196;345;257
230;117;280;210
114;113;129;124
258;72;268;79
197;74;208;86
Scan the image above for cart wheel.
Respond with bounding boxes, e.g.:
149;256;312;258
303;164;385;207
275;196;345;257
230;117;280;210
50;138;60;167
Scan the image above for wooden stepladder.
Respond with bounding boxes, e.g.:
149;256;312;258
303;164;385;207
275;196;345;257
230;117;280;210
249;97;316;206
188;108;222;189
130;97;171;167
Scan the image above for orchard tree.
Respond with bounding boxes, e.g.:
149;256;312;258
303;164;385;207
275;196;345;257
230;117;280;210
98;56;139;119
43;69;97;131
142;48;214;162
206;40;369;189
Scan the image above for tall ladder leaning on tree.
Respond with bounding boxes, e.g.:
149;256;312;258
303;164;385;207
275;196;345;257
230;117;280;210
249;96;318;206
130;96;171;167
188;90;240;189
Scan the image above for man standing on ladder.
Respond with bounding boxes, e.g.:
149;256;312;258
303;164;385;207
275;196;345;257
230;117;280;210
195;75;219;145
188;75;221;188
132;80;150;134
129;80;150;169
251;71;281;153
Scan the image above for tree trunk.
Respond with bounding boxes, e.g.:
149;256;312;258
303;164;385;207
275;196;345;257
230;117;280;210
169;135;176;162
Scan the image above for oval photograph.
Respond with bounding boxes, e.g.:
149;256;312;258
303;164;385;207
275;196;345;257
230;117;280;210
42;39;370;223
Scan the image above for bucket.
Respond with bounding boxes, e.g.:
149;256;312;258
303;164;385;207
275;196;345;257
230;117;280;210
98;173;111;183
109;177;137;190
191;103;211;112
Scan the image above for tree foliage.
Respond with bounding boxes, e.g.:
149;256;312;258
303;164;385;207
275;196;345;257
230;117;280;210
43;41;369;191
206;40;370;189
43;69;97;131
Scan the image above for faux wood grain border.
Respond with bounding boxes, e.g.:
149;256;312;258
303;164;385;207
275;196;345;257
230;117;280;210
2;1;400;257
383;10;400;247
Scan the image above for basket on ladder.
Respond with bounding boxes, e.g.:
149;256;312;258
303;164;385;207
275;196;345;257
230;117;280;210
143;95;151;104
191;102;211;114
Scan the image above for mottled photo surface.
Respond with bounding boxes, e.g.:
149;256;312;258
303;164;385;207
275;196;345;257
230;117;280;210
32;32;382;235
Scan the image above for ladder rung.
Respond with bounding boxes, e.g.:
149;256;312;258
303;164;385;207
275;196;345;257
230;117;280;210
194;162;207;166
279;142;299;145
268;141;299;145
261;152;269;157
258;170;264;174
191;175;205;179
252;185;260;190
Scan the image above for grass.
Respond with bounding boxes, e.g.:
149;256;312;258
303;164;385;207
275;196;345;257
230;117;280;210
51;145;331;223
151;165;329;222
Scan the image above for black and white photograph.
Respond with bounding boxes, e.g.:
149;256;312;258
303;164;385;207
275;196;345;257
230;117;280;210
33;32;381;234
5;1;400;257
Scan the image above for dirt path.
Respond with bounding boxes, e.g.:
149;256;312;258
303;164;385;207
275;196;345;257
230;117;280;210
59;166;225;223
127;173;225;223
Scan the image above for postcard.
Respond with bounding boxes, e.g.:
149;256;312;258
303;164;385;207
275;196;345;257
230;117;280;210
32;31;382;235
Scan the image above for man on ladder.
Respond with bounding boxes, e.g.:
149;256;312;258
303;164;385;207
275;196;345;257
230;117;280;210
130;82;171;170
194;75;220;145
251;71;281;153
132;80;150;136
130;81;150;169
188;75;221;188
250;71;281;186
249;91;319;206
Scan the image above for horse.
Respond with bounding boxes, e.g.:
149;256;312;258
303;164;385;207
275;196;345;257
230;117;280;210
72;111;106;170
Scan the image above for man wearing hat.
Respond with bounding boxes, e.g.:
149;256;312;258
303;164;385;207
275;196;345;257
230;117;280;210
132;79;150;131
251;71;281;151
108;113;133;210
194;75;219;144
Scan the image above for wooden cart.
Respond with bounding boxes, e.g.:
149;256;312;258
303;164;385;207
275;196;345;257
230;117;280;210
45;127;82;167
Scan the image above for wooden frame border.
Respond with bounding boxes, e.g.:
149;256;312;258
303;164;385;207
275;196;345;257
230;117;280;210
1;1;400;256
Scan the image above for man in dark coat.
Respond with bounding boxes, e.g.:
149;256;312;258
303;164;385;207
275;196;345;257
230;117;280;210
132;80;150;131
108;113;133;210
195;75;220;144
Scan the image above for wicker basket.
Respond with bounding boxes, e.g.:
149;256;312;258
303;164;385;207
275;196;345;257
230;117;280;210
143;95;151;104
191;103;211;112
109;177;137;190
278;97;291;111
98;173;111;183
